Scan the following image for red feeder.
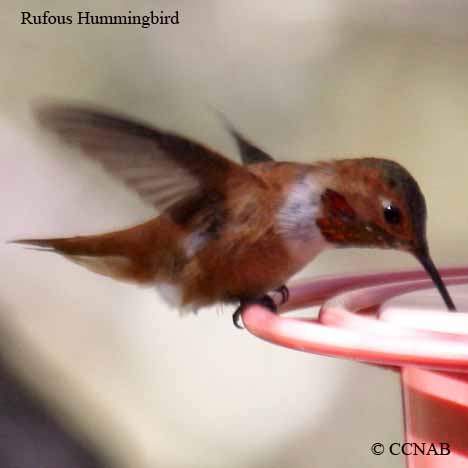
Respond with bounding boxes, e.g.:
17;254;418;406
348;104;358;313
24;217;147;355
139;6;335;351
241;267;468;468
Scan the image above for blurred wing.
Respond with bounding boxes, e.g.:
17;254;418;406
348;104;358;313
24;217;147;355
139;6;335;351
229;127;275;165
216;112;274;165
36;104;262;211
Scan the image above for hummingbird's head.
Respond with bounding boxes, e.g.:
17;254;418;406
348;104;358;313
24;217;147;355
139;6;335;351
316;157;455;310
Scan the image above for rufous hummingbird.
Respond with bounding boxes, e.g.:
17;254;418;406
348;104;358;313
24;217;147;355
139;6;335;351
14;103;456;327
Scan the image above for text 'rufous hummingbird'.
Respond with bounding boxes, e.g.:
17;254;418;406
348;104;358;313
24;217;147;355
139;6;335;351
14;104;456;327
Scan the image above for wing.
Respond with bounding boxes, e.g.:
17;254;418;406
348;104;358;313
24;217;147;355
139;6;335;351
215;113;275;165
229;127;275;165
36;103;263;211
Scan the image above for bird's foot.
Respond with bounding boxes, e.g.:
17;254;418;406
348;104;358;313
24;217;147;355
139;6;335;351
274;285;290;305
232;295;277;329
232;305;245;329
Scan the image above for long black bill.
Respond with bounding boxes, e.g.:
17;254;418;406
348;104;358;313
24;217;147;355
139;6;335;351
414;249;456;311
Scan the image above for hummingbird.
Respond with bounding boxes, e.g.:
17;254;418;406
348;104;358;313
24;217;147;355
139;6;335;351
14;103;456;327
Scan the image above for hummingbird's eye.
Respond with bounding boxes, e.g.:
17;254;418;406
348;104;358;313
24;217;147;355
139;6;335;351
383;204;401;225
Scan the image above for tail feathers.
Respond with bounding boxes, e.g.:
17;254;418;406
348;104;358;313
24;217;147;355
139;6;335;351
11;236;149;284
63;254;136;281
12;236;109;255
12;238;58;254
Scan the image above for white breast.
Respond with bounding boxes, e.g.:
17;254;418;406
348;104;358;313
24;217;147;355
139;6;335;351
276;175;330;263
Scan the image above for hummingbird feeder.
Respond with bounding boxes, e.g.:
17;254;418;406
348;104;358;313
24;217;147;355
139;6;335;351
241;267;468;468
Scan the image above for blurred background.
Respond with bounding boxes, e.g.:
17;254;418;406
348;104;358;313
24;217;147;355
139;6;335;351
2;1;468;467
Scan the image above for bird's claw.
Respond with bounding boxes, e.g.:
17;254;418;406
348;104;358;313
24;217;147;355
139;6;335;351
232;295;278;329
232;307;244;329
274;285;290;305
